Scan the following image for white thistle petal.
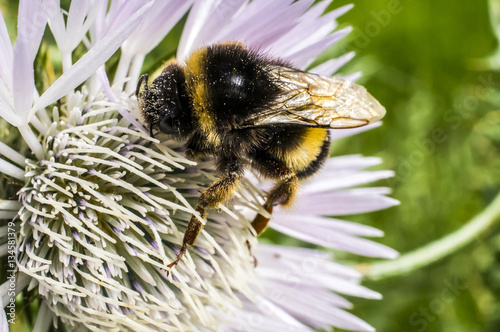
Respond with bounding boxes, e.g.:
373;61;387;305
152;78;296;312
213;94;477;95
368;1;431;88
329;122;382;141
323;155;383;171
302;170;395;194
177;0;221;59
290;188;399;215
12;38;34;120
0;13;13;86
341;71;363;82
117;0;194;91
16;0;53;58
31;0;154;116
65;0;99;51
124;0;195;56
247;245;380;331
272;215;385;237
93;0;153;42
0;200;22;211
0;141;26;167
310;52;356;76
0;158;24;180
283;26;352;67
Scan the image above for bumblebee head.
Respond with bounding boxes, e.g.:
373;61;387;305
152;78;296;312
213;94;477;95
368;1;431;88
136;64;193;138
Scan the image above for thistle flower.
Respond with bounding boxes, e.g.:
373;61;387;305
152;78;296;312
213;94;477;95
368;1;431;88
0;1;397;331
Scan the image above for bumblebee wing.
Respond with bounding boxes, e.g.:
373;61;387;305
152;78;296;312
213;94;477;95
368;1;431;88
242;66;386;128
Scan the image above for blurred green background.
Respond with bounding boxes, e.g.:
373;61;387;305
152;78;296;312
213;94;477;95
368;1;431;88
2;0;500;331
327;0;500;331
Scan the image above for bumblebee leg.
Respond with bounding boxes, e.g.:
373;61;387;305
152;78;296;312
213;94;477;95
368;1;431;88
251;164;298;235
168;158;241;269
167;207;206;269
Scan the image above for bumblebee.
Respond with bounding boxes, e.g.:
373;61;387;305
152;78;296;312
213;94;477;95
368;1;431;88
136;42;385;268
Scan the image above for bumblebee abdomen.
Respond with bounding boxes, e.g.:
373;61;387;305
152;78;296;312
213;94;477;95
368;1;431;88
282;127;329;173
257;126;329;174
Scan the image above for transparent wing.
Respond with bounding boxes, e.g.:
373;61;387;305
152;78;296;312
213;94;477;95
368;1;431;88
242;66;386;129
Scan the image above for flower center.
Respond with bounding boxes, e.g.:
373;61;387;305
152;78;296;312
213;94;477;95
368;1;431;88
15;92;257;330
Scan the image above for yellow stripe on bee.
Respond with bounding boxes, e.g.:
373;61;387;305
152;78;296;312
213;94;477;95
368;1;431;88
184;47;219;145
285;128;328;172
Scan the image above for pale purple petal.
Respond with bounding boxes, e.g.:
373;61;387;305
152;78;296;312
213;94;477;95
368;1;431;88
302;170;395;194
214;0;311;52
215;0;293;49
340;71;363;82
252;245;378;331
269;219;399;258
270;215;384;237
269;2;349;59
16;0;54;58
124;0;194;55
282;3;354;58
246;17;298;50
95;66;146;132
177;0;233;59
270;20;336;59
259;271;380;299
46;7;65;46
177;0;352;65
0;11;13;85
0;82;19;126
329;2;356;18
66;0;98;45
329;122;382;141
221;298;313;332
116;0;194;89
238;0;315;49
250;296;312;330
49;0;100;54
289;188;399;216
280;301;375;332
12;38;34;120
288;2;356;57
91;0;152;43
13;0;58;121
31;0;153;115
283;27;352;68
256;245;362;278
310;52;356;76
0;140;26;166
88;1;108;43
322;155;383;172
177;0;353;75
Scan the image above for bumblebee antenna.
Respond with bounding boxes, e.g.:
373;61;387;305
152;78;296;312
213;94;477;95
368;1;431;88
136;74;149;97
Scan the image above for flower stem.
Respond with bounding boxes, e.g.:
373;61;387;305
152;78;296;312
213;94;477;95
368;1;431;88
361;191;500;281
